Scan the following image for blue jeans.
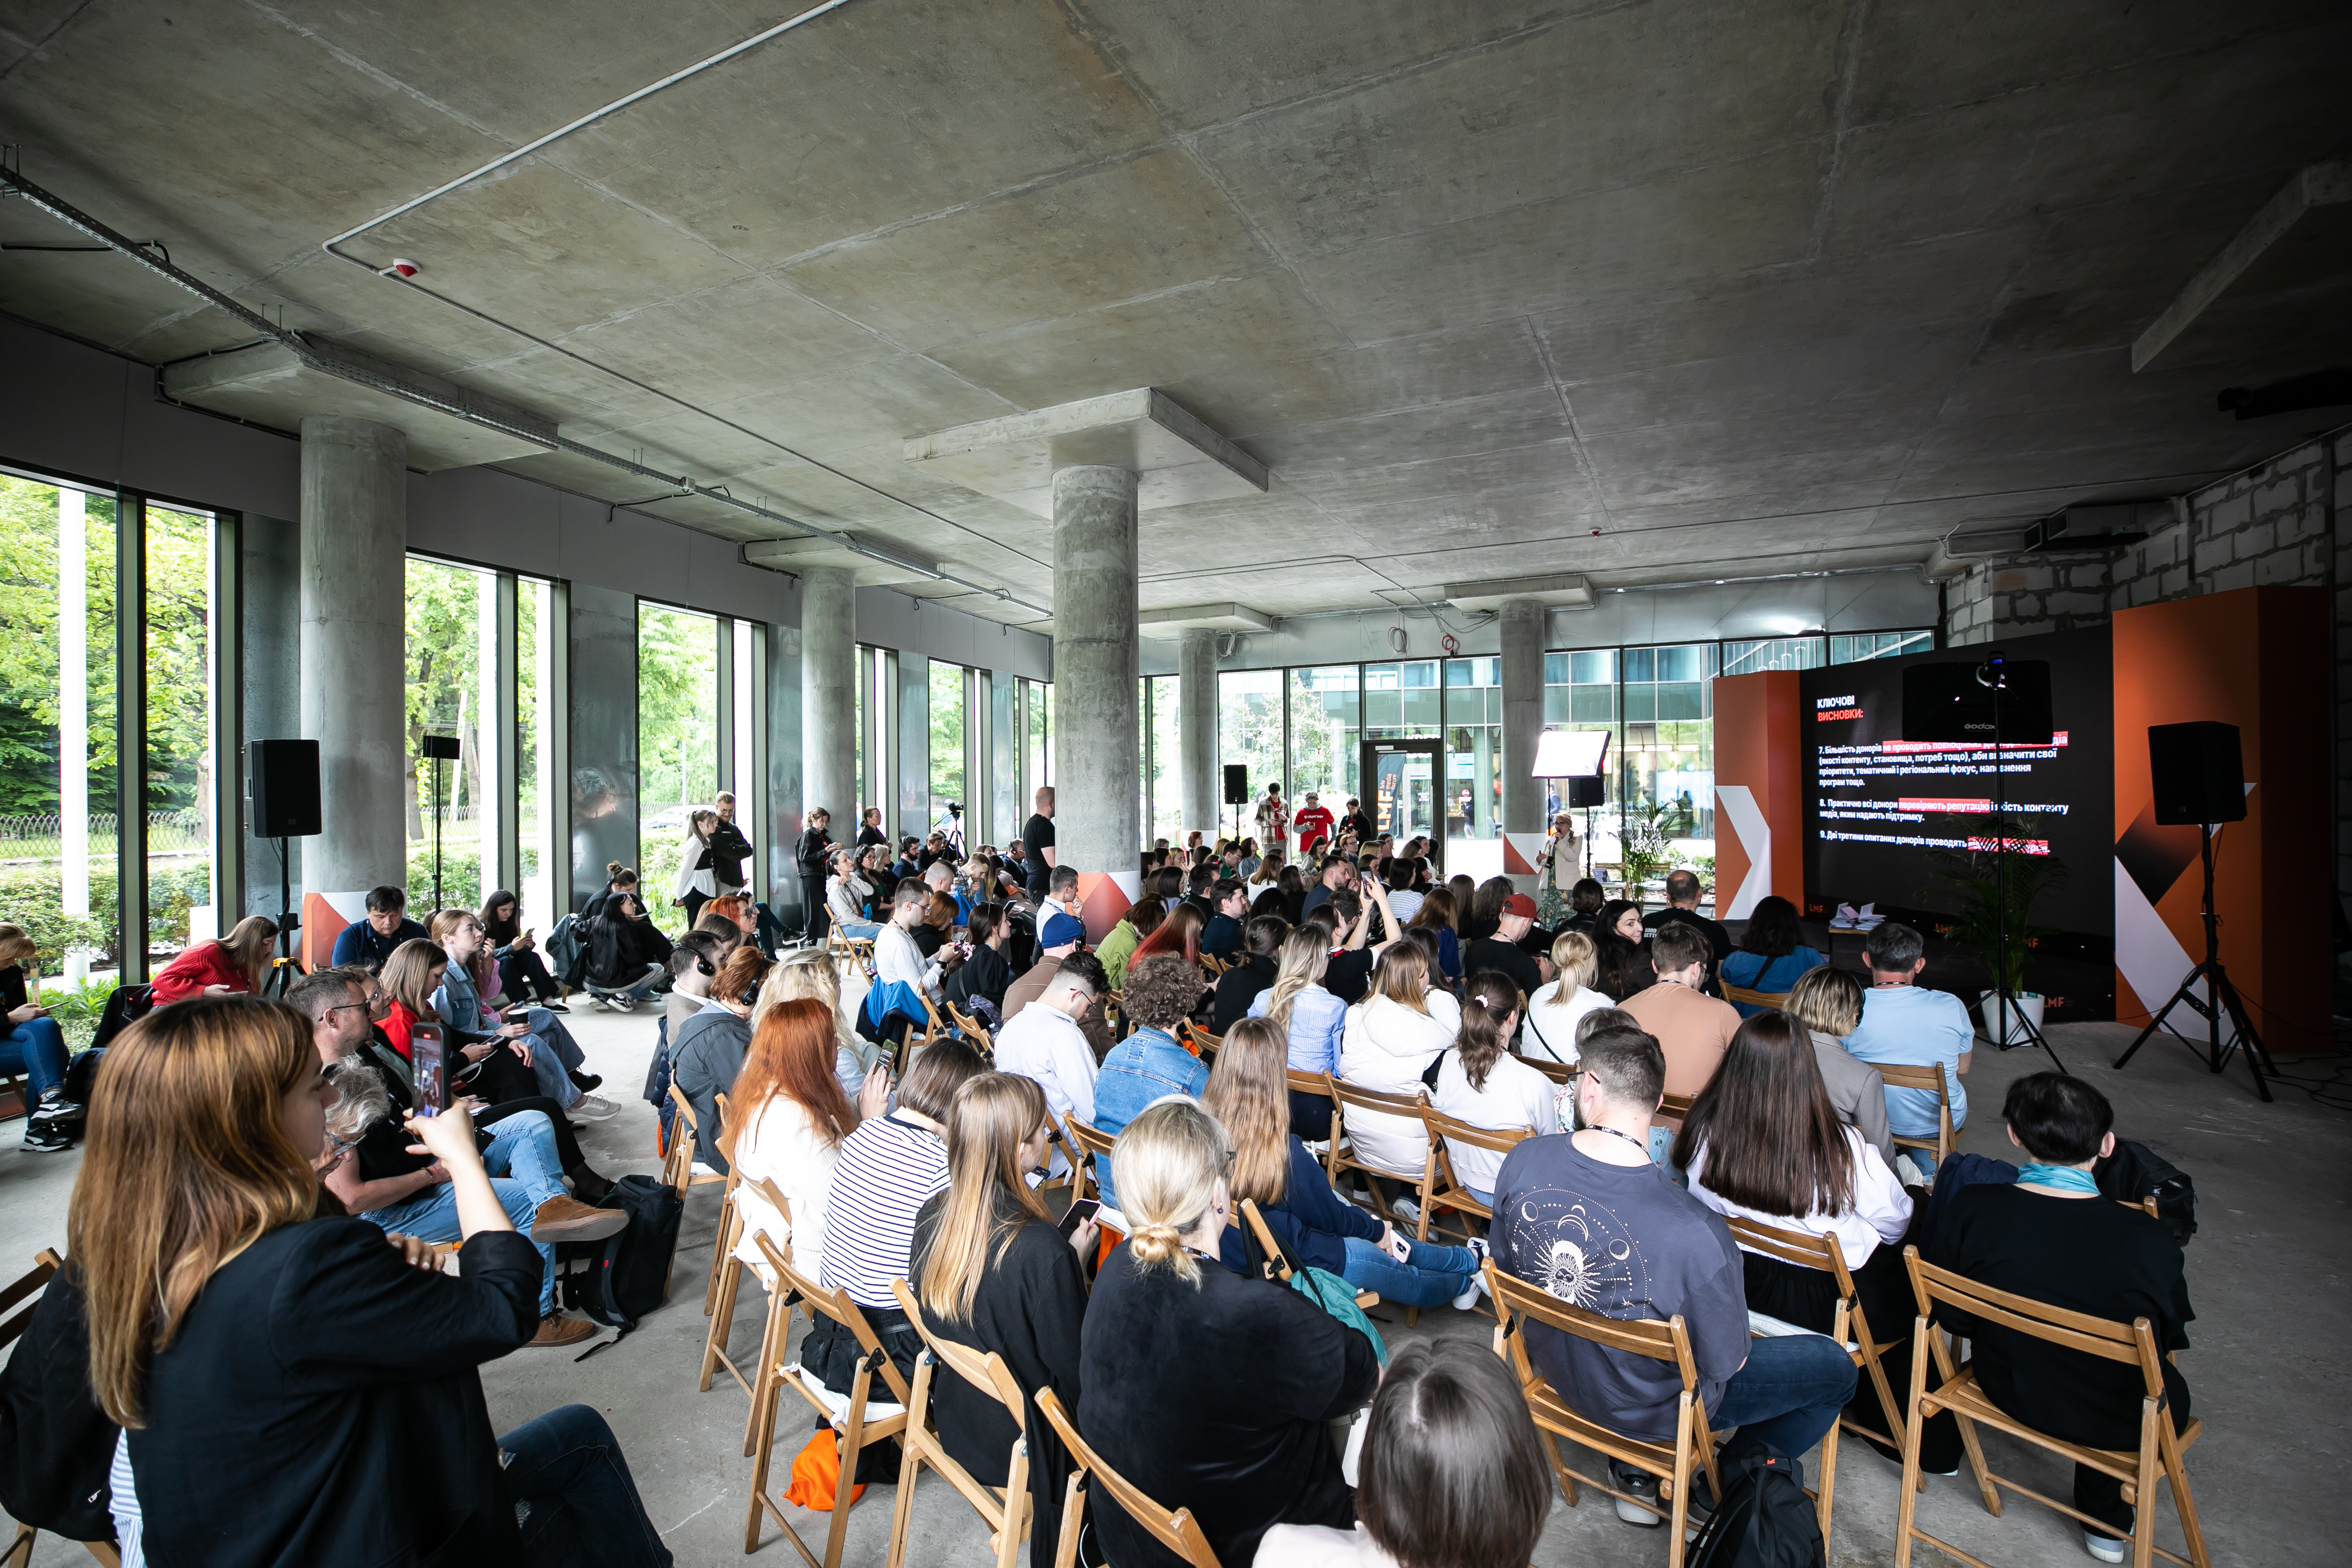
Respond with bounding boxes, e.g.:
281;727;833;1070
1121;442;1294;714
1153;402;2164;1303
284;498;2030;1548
501;1404;674;1568
0;1018;68;1102
365;1111;566;1313
834;919;882;939
521;1014;587;1105
1340;1234;1480;1309
1709;1331;1859;1460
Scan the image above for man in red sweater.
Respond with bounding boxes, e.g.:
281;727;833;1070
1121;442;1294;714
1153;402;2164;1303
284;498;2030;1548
1293;792;1336;854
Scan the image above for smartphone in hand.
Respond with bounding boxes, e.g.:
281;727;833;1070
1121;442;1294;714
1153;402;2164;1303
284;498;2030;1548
411;1023;448;1117
1058;1197;1102;1238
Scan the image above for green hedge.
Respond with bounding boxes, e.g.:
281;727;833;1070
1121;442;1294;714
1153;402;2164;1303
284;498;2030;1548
0;862;214;971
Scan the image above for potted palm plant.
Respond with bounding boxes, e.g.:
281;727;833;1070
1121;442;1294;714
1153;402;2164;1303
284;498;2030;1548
1928;813;2068;1046
1617;809;1672;909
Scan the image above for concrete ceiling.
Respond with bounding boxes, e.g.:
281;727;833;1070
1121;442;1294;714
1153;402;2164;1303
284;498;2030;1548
1;0;2346;631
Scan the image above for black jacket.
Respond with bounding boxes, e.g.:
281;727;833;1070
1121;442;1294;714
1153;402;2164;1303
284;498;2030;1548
129;1218;541;1568
707;819;754;886
0;1260;115;1545
796;827;834;880
1209;953;1278;1034
672;1008;752;1173
945;943;1012;1010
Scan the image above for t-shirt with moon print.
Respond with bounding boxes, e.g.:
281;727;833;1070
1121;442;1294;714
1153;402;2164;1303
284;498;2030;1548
1489;1136;1751;1443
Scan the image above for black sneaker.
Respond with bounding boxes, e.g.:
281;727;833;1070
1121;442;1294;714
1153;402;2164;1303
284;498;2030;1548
568;1071;603;1092
539;1002;570;1014
22;1123;72;1154
1611;1463;1663;1526
30;1089;81;1124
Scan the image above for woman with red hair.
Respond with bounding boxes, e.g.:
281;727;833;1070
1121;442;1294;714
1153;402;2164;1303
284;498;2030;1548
728;998;891;1284
1129;900;1203;967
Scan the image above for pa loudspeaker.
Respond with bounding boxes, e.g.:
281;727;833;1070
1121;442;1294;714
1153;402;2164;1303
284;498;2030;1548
2148;721;2245;826
1566;776;1605;809
247;739;321;838
1223;765;1249;806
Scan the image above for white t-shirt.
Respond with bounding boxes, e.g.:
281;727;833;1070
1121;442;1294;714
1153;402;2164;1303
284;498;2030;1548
1522;981;1614;1063
1686;1123;1912;1270
1430;1049;1556;1193
730;1094;844;1283
1337;992;1459;1177
1257;1524;1398;1568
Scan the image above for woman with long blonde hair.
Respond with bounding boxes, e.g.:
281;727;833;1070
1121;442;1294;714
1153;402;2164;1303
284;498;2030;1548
1523;929;1613;1064
1079;1098;1379;1568
146;913;280;1005
1335;939;1459;1179
1246;926;1346;1140
72;994;673;1567
753;947;888;1099
910;1073;1094;1568
1206;1018;1483;1311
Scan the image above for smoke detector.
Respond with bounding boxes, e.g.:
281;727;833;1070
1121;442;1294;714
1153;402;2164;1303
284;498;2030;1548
383;258;420;279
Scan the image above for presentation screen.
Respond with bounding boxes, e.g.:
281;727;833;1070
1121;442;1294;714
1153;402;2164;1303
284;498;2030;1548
1801;629;2113;938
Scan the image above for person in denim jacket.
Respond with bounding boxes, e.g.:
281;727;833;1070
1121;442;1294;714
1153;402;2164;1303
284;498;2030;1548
1090;954;1208;1209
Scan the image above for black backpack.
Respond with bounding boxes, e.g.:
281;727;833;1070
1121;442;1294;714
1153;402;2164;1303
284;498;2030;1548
1685;1437;1824;1568
2095;1138;2198;1246
86;985;153;1053
570;1175;679;1330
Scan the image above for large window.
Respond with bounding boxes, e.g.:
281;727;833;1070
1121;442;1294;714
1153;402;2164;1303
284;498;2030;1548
1217;670;1283;823
142;504;224;953
1832;629;1933;664
1146;674;1181;846
518;577;559;931
638;602;719;931
1722;636;1824;675
1443;657;1500;840
929;660;966;832
1024;678;1053;798
1621;642;1717;873
403;556;495;913
1287;666;1359;816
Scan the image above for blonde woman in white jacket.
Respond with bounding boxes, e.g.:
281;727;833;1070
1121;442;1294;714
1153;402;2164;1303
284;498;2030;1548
1337;940;1459;1182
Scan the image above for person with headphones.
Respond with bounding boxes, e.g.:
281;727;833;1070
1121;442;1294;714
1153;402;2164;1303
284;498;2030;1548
663;931;728;1043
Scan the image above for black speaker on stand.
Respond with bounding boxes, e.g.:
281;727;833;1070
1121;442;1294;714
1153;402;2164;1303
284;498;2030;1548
1223;764;1248;844
1567;775;1605;879
421;735;463;915
246;740;322;994
2113;721;2274;1099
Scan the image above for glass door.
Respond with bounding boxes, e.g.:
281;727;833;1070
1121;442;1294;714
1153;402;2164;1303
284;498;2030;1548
1358;738;1445;876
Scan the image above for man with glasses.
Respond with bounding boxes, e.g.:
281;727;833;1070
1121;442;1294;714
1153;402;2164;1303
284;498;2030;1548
991;950;1103;1182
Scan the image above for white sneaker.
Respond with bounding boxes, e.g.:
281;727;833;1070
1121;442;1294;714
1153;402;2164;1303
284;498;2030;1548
1451;1238;1490;1310
1389;1195;1421;1225
2082;1531;2128;1563
568;1094;620;1121
1611;1465;1663;1526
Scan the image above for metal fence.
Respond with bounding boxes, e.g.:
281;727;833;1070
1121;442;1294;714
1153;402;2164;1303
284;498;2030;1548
0;809;209;857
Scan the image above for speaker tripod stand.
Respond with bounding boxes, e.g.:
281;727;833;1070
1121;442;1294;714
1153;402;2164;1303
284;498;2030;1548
2112;824;2275;1101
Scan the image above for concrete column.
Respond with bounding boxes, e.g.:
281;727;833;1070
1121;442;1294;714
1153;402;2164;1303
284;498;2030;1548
800;564;858;826
1499;596;1546;834
1051;466;1141;896
299;416;408;893
1177;627;1218;839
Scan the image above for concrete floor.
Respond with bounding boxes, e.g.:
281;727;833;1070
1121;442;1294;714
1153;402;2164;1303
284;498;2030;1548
2;1007;2342;1568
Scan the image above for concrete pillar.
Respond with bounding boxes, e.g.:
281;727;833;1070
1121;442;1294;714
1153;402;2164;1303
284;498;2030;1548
1499;597;1546;834
299;417;408;893
800;564;858;826
1051;466;1141;896
1177;627;1218;840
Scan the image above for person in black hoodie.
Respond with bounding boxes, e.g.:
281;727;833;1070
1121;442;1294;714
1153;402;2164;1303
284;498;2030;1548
1209;914;1287;1034
796;808;837;942
72;994;671;1568
910;1073;1095;1568
945;903;1014;1018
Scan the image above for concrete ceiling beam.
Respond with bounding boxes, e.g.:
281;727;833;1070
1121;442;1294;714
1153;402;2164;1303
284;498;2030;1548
901;387;1267;515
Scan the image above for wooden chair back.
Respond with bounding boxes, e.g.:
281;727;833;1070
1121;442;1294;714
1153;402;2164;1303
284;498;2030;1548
1416;1103;1531;1246
886;1280;1033;1568
1894;1246;2208;1568
1176;1019;1221;1059
1487;1260;1722;1561
1721;984;1790;1012
1238;1198;1378;1308
1034;1386;1223;1568
1873;1062;1955;1166
1512;1051;1575;1085
944;1000;994;1053
664;1084;730;1197
1064;1115;1120;1219
702;1091;744;1313
702;1174;792;1416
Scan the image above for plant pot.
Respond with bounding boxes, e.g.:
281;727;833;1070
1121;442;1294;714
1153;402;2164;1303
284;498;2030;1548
1978;991;2045;1047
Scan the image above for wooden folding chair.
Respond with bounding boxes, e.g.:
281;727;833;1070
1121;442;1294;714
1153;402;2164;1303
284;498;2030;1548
664;1084;731;1199
944;1000;995;1053
1415;1104;1530;1250
1237;1198;1377;1309
0;1252;120;1568
701;1177;800;1453
1511;1051;1575;1087
743;1230;913;1564
886;1281;1035;1568
1721;984;1791;1013
1064;1115;1127;1240
1723;1217;1911;1537
1176;1020;1221;1061
1323;1076;1438;1323
703;1091;743;1316
1875;1063;1956;1170
1486;1260;1724;1567
1895;1246;2208;1568
1034;1387;1223;1568
1283;1070;1342;1157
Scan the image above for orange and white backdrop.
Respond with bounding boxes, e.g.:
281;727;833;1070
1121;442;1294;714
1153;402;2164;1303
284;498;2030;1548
1709;672;1805;918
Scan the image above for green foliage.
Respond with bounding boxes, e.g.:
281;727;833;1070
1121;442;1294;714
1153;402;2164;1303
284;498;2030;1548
406;839;483;916
929;662;965;814
0;476;121;812
1617;808;1673;900
1928;814;2070;997
0;860;213;968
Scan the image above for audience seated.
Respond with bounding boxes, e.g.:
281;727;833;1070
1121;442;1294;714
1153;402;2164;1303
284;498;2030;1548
1522;931;1613;1064
943;901;1014;1017
1040;864;1081;927
1249;925;1349;1141
875;880;947;1002
1093;897;1162;994
809;1041;988;1396
77;994;671;1567
1590;899;1654;1001
1211;1018;1484;1311
1337;942;1459;1194
993;951;1105;1183
728;997;883;1293
1210;914;1286;1032
826;848;881;938
1089;955;1210;1210
1379;859;1425;928
1619;921;1741;1101
1463;892;1547;999
481;889;566;1008
1182;863;1218;922
1430;973;1556;1209
1130;901;1204;968
1641;869;1731;967
692;908;748;964
0;924;81;1151
1201;878;1251;959
1299;855;1354;922
1674;1010;1951;1470
1782;966;1895;1167
1491;1029;1855;1527
1256;1340;1550;1568
579;862;641;924
1560;876;1606;933
1841;921;1972;1176
1403;888;1461;981
1312;892;1381;1004
753;947;886;1098
672;947;770;1173
1002;913;1113;1060
432;907;609;1116
1079;1099;1379;1568
910;1072;1096;1568
1720;896;1826;1011
581;887;671;1008
147;914;278;1004
328;883;428;972
662;931;727;1040
1930;1073;2192;1561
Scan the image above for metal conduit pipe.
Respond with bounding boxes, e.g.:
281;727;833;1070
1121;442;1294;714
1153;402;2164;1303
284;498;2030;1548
0;161;1055;618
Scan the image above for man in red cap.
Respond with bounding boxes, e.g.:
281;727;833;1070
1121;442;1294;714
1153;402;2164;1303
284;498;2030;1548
1463;891;1548;1003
